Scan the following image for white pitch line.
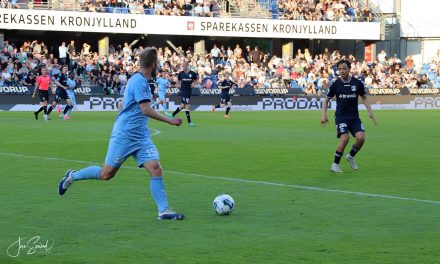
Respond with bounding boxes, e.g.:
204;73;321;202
0;152;439;205
0;128;162;145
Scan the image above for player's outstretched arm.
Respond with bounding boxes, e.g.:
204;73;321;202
140;101;182;126
321;97;330;126
32;84;38;98
361;95;377;126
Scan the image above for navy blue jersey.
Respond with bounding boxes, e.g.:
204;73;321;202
326;76;366;120
57;73;68;88
178;70;198;95
218;79;234;96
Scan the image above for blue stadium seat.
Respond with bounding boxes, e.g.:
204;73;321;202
144;8;154;15
114;8;129;13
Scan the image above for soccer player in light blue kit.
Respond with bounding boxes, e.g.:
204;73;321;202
64;73;77;118
151;70;172;117
58;47;185;220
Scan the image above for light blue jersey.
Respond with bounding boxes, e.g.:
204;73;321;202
155;77;169;101
112;72;151;140
66;78;76;107
106;72;159;168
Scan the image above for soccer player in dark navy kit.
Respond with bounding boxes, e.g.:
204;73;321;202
47;65;73;120
212;71;235;118
172;61;198;127
321;60;377;173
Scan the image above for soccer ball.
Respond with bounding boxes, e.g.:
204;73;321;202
213;194;235;215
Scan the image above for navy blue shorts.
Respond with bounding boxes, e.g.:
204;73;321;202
181;94;191;105
335;118;365;138
54;87;70;102
220;95;231;104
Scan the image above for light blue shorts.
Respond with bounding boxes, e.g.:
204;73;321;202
158;92;166;101
104;135;160;168
66;90;76;106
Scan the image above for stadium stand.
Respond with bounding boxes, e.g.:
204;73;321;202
2;0;376;21
1;36;439;94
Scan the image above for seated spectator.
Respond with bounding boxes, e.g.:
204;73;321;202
90;65;100;84
22;73;36;86
211;1;221;17
155;0;165;15
51;64;61;78
417;74;431;88
361;6;372;22
1;67;12;85
194;3;203;16
183;0;193;16
201;1;211;17
304;83;317;95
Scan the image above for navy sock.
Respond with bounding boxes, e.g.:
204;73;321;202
226;107;231;115
214;105;221;108
349;146;359;157
185;111;191;123
47;105;54;115
63;105;71;115
36;106;45;114
172;107;180;117
334;151;343;164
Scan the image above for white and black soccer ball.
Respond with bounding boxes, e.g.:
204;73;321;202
213;194;235;215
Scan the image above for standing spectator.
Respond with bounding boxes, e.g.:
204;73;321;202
81;42;91;56
210;44;221;65
31;40;42;56
405;55;414;73
243;45;251;63
59;42;68;66
234;44;242;59
67;40;76;69
249;46;262;66
377;50;387;63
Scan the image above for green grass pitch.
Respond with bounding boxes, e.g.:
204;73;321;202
1;110;439;263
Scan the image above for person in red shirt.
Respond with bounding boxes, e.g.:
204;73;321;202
32;65;51;121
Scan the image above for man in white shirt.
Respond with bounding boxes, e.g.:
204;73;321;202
59;42;68;66
210;44;221;65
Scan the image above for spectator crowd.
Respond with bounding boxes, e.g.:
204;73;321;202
1;38;439;96
268;0;373;22
3;0;374;21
